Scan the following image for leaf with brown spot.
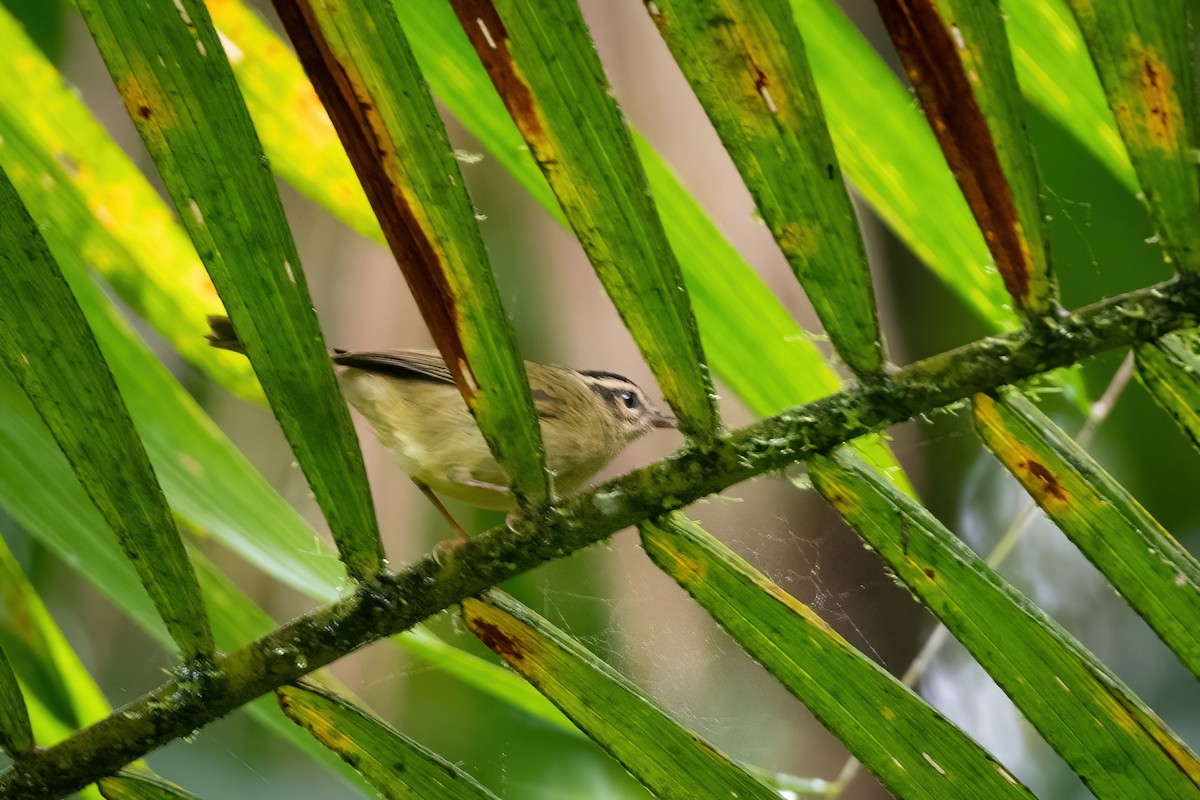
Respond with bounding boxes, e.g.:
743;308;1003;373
811;450;1200;797
463;591;779;799
973;389;1200;679
646;0;885;377
875;0;1057;319
1065;0;1200;272
277;682;500;799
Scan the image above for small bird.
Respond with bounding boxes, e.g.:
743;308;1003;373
206;316;675;542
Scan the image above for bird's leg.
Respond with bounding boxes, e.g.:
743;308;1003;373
411;479;469;563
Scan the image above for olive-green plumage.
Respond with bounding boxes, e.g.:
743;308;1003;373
206;316;675;510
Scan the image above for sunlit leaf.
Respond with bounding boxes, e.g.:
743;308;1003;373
1003;0;1136;192
0;5;258;400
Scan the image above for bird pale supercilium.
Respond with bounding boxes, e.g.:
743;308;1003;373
206;316;677;544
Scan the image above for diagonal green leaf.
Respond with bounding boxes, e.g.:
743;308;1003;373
99;772;202;800
0;167;212;661
1136;330;1200;454
268;0;549;506
874;0;1056;319
278;682;500;800
641;514;1035;800
463;591;781;800
973;391;1200;678
0;165;569;739
1064;0;1200;272
647;0;884;377
0;646;33;760
75;0;383;580
448;0;719;437
810;452;1200;800
1003;0;1137;192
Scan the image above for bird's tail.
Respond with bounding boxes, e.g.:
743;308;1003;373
204;315;246;354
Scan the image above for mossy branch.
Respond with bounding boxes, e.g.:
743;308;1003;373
4;274;1198;800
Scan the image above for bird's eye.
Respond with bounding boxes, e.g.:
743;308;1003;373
620;391;639;410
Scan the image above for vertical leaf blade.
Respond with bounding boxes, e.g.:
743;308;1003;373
449;0;719;437
269;0;550;505
0;168;213;661
277;683;500;799
76;0;383;579
641;514;1036;800
647;0;884;376
463;591;780;800
1065;0;1200;271
874;0;1056;319
810;453;1200;800
973;391;1200;678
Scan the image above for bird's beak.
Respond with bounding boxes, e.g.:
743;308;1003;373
651;410;678;429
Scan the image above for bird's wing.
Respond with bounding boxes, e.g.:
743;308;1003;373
332;349;455;383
